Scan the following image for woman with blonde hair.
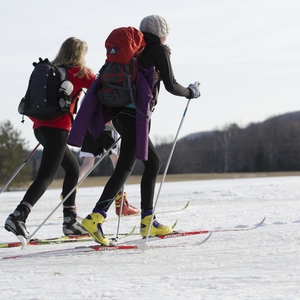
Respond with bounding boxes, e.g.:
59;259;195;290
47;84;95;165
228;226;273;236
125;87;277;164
5;37;95;239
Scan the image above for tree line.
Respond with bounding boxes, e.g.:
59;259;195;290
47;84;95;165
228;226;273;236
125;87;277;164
1;111;300;189
155;111;300;174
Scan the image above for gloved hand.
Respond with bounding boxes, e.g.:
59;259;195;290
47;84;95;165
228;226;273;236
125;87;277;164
188;82;201;99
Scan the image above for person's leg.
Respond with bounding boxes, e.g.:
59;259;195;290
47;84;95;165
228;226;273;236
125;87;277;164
78;156;95;182
67;131;104;214
61;145;79;209
94;114;137;211
100;130;139;216
81;113;137;245
139;138;173;237
60;146;87;235
78;130;138;216
23;127;68;207
140;138;162;211
109;150;139;216
109;153;118;169
5;127;68;238
59;155;94;213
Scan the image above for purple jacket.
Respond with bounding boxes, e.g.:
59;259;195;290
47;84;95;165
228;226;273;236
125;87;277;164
67;65;155;161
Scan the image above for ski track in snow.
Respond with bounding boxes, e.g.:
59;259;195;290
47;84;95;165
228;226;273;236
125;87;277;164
0;176;299;300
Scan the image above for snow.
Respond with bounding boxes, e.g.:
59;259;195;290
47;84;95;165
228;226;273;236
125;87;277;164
0;176;299;300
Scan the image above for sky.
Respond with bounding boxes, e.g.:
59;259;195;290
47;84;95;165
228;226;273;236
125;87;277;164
0;176;299;299
1;0;300;149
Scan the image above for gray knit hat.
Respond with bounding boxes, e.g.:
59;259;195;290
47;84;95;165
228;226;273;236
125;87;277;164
139;15;170;37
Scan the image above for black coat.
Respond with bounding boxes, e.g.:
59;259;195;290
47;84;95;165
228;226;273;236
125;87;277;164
139;32;192;104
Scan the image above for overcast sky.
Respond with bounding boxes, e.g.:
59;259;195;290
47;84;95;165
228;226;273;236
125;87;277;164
1;0;299;149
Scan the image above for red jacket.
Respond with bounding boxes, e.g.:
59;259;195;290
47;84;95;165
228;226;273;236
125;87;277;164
31;66;95;131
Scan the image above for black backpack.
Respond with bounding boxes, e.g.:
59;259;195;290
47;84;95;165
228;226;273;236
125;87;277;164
97;61;138;108
18;58;74;121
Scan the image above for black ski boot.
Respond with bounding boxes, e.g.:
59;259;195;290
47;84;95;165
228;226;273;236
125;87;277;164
5;205;30;239
63;210;88;236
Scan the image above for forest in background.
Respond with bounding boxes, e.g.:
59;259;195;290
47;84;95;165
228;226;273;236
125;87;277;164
155;111;300;174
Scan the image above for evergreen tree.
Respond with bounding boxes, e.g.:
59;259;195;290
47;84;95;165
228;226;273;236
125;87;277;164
0;120;31;190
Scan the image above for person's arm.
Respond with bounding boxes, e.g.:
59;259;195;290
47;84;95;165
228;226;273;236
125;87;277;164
155;45;192;98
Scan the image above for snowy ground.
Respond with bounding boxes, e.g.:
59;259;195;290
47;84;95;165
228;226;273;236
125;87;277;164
0;176;299;300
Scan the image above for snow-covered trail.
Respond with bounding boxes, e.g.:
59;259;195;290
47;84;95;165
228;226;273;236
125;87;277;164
0;176;299;299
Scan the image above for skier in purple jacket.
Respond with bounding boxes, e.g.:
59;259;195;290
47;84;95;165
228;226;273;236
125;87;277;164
69;15;201;245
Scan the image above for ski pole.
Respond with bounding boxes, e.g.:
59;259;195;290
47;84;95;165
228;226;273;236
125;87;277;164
24;137;121;246
115;185;125;240
0;143;40;195
143;97;193;246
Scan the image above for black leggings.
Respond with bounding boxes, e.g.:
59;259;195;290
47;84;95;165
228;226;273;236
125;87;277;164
21;127;79;209
95;112;161;212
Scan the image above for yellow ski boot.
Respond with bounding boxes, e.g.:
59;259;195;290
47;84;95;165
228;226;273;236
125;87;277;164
140;211;173;237
81;210;110;246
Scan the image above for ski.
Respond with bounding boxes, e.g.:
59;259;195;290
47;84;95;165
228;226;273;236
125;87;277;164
0;234;92;248
211;216;266;233
111;216;266;248
153;201;190;214
0;217;265;259
0;219;178;249
1;231;212;260
0;226;137;249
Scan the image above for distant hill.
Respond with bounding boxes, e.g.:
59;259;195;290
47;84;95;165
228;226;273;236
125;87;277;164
183;111;300;140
